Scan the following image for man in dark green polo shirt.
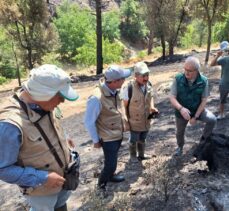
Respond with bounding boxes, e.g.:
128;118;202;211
169;56;216;156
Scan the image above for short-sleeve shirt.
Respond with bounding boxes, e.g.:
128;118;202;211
217;56;229;89
170;78;209;98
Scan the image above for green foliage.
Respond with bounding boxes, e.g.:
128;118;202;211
102;10;121;42
0;64;17;78
180;19;207;48
137;50;147;59
42;52;62;67
0;0;58;69
0;76;7;85
0;27;14;67
0;27;20;79
74;34;124;67
120;0;148;42
54;1;95;60
213;14;229;42
103;38;124;64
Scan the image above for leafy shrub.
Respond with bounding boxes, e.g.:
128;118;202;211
102;10;121;42
180;19;207;48
0;64;17;78
120;0;148;43
213;15;229;42
74;34;124;66
54;1;95;60
137;50;147;59
42;52;62;67
0;76;7;85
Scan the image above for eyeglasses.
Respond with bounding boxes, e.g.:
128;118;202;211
184;68;196;73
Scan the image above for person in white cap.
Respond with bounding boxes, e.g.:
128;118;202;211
122;61;158;162
169;57;216;156
84;65;131;194
0;64;79;211
210;41;229;119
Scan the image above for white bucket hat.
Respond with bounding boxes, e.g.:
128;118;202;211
23;64;79;101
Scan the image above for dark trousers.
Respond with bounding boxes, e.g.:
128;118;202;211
99;139;122;185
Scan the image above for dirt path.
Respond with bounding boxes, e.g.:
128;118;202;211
0;51;229;211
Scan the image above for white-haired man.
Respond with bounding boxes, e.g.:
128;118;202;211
0;64;79;211
210;41;229;119
169;57;216;156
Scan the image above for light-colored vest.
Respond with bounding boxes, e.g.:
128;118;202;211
94;82;124;142
0;95;70;196
128;81;152;131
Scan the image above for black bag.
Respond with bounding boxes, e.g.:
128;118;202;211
63;151;80;190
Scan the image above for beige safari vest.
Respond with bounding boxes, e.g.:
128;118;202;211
94;82;124;142
128;81;152;131
0;95;70;196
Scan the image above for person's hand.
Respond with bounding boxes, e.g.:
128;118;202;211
67;138;75;149
44;172;65;188
180;107;191;120
189;117;197;125
216;50;223;57
150;107;159;114
94;142;102;148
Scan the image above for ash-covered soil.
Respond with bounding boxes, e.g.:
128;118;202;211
0;51;229;211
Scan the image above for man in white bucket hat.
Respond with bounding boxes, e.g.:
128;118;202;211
0;64;79;211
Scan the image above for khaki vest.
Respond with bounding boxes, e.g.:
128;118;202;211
128;81;152;131
94;82;124;142
0;95;70;196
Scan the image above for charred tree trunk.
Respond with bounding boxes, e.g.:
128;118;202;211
95;0;103;75
27;46;33;70
12;42;21;86
205;20;212;64
169;41;174;56
161;35;166;60
147;29;154;55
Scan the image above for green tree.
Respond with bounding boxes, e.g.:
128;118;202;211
213;14;229;42
102;10;121;42
120;0;148;43
0;0;58;69
181;19;207;48
74;34;124;67
143;0;189;58
194;0;229;63
54;1;95;61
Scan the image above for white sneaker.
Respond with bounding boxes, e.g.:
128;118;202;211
217;113;225;120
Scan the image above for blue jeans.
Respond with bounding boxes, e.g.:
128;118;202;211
25;189;71;211
99;140;122;185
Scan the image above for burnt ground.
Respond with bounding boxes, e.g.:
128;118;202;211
0;51;229;211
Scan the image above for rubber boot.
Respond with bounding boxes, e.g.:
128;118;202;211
137;141;150;161
129;143;138;163
55;204;68;211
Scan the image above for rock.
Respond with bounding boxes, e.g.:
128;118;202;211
193;133;229;172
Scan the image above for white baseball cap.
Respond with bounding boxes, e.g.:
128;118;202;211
134;62;149;75
23;64;79;101
104;65;131;82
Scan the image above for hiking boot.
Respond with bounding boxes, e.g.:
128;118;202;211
110;174;125;183
174;147;183;156
137;142;151;160
55;204;68;211
129;143;138;163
